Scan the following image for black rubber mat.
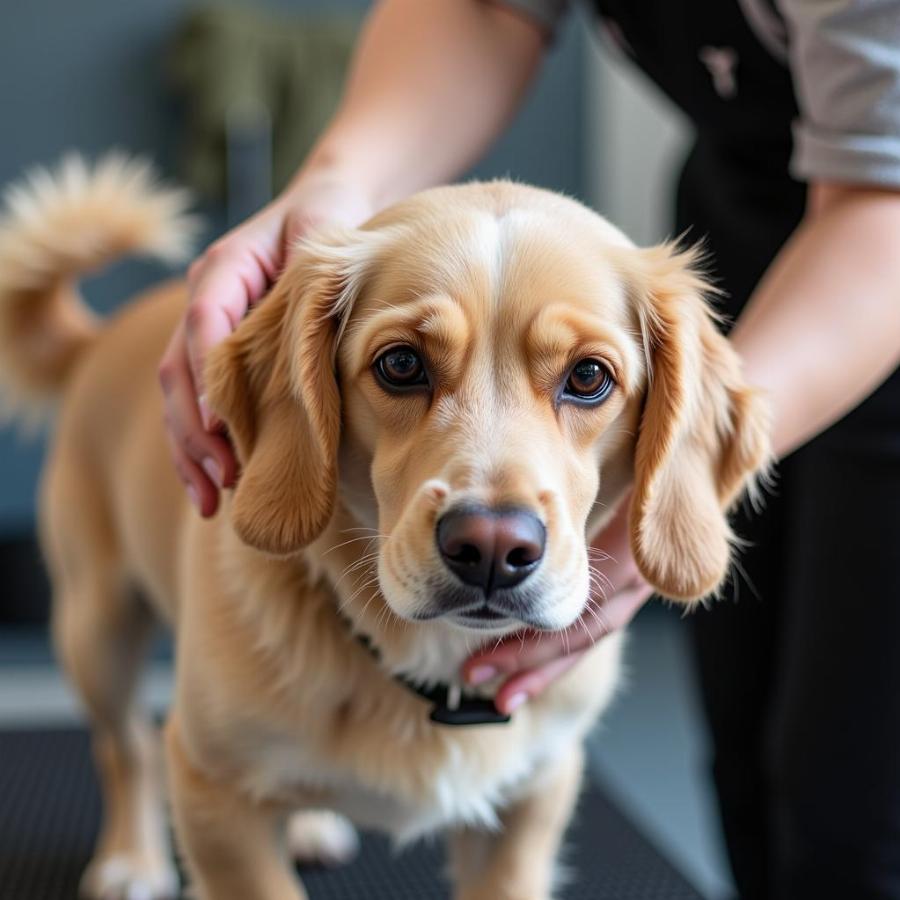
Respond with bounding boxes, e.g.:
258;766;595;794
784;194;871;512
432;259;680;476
0;728;704;899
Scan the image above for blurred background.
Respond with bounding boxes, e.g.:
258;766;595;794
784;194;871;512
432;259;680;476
0;2;733;897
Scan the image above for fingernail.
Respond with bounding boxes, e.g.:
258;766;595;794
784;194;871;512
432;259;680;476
505;692;529;713
467;665;497;686
201;457;222;489
186;484;201;511
198;395;213;430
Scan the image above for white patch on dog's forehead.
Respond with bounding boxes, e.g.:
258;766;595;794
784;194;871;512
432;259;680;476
498;203;633;250
462;212;505;292
488;208;634;325
424;203;632;316
460;207;587;297
461;209;548;310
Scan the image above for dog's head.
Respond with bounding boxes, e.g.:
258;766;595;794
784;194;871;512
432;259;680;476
206;183;769;634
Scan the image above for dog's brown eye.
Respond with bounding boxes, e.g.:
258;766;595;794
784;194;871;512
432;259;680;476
375;346;428;390
563;358;614;404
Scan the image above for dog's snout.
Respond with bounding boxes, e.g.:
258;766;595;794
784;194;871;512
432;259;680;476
436;506;545;593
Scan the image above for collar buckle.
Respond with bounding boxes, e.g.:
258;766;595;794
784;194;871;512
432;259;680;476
425;684;512;727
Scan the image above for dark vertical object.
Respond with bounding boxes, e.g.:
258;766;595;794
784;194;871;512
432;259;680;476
226;100;274;226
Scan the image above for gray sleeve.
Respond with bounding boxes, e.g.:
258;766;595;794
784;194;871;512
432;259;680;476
491;0;569;36
777;0;900;187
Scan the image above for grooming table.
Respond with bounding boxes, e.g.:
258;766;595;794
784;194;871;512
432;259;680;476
0;728;703;899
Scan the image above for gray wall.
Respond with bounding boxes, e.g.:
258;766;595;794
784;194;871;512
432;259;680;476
0;0;586;533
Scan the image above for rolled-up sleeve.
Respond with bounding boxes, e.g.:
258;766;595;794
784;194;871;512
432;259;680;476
493;0;569;36
778;0;900;187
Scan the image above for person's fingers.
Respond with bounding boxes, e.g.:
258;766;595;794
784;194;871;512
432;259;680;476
494;584;652;710
463;626;593;686
162;183;372;512
180;183;372;418
184;245;273;426
494;652;585;716
159;323;238;513
164;430;218;518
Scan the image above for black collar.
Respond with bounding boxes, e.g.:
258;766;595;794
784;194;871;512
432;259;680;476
352;629;511;727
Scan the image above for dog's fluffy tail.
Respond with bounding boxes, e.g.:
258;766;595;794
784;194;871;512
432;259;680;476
0;153;196;419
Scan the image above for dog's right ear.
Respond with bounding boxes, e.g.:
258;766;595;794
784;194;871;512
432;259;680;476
204;227;383;555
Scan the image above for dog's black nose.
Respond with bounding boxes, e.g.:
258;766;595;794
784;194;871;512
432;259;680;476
436;506;545;593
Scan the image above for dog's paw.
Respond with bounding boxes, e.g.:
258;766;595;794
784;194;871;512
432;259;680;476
79;853;179;900
287;810;360;868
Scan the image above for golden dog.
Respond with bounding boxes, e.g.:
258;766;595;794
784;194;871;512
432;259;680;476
0;157;769;900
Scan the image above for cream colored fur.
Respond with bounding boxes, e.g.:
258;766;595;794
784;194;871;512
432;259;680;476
0;158;769;900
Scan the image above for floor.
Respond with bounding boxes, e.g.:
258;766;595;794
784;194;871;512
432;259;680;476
0;605;734;899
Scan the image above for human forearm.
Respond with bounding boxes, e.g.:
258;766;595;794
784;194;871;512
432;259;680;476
731;183;900;458
297;0;545;207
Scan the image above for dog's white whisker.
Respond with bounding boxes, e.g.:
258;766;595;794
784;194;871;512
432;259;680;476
344;554;380;576
354;589;381;622
322;534;382;557
575;613;596;647
587;545;611;557
582;600;606;636
334;559;377;590
339;573;383;611
336;551;380;582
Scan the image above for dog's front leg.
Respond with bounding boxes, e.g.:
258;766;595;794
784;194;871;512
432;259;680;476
448;745;584;900
166;718;307;900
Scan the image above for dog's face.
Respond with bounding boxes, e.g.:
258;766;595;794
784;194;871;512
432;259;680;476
335;195;643;632
207;183;769;634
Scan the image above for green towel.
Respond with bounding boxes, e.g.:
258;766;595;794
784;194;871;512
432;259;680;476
169;7;358;199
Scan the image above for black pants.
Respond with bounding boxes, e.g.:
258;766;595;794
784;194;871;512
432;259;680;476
679;137;900;899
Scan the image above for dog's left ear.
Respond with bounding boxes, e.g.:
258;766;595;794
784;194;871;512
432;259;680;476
204;227;382;555
625;242;771;602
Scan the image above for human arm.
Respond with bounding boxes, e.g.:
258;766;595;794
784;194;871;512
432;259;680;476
732;182;900;457
160;0;547;515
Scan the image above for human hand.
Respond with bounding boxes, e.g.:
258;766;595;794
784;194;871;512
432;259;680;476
159;171;375;516
462;495;652;715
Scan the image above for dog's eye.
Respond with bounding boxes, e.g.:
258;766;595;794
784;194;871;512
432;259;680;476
563;358;614;404
374;346;428;390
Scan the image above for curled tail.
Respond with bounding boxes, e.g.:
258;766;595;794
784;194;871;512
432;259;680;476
0;153;197;418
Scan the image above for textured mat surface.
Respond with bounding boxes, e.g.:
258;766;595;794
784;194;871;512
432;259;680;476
0;728;703;899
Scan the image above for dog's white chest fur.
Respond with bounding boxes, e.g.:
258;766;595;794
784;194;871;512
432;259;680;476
247;709;578;842
241;634;623;844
